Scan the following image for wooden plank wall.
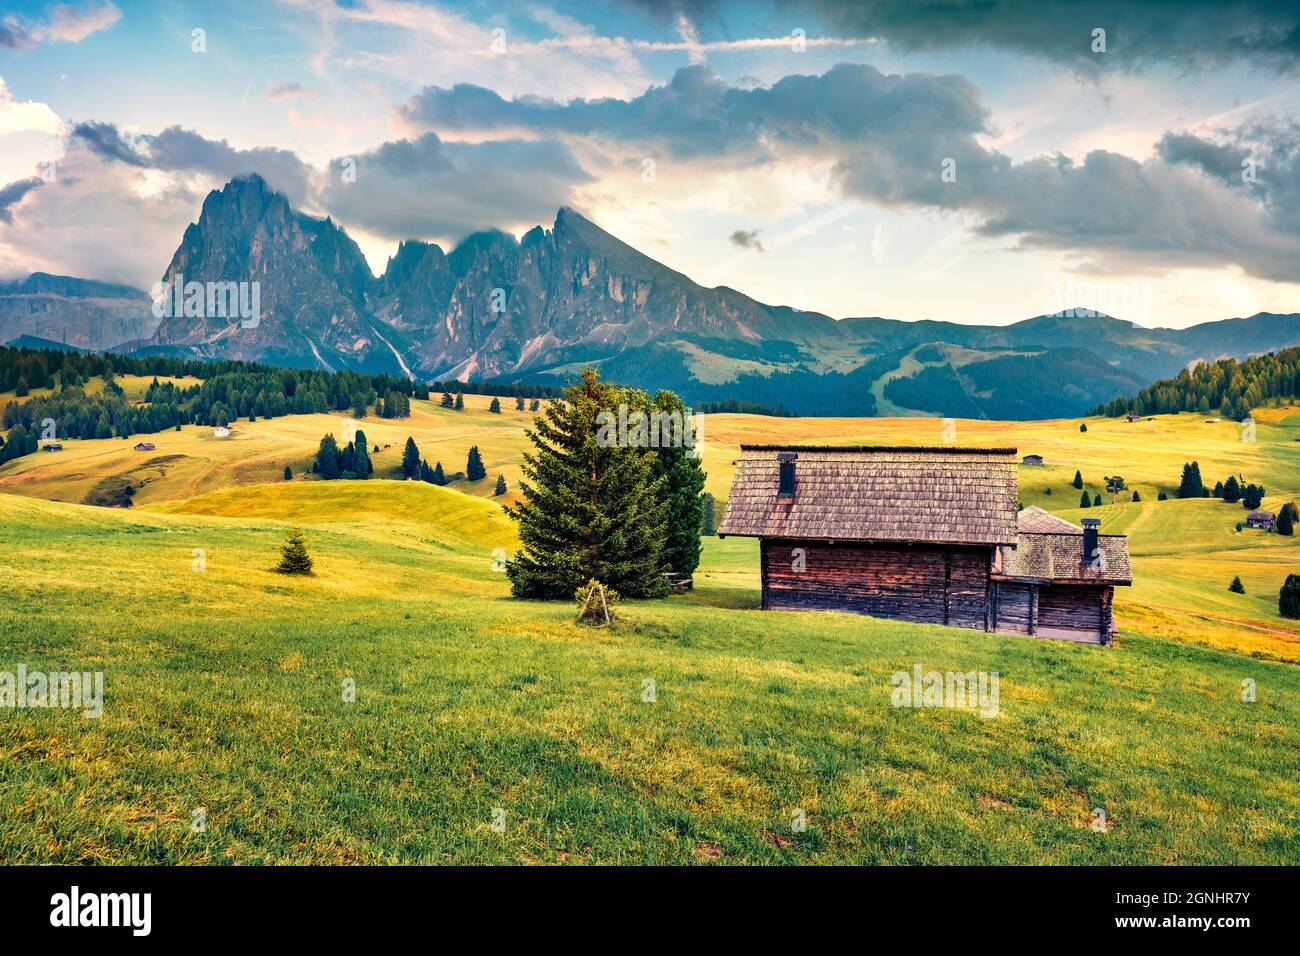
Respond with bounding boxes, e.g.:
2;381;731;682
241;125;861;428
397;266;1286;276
992;582;1035;635
1037;586;1104;634
762;540;992;629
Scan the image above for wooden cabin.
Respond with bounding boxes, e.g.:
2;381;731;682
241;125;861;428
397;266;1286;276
133;442;156;451
717;446;1131;644
1021;454;1044;466
1246;510;1275;530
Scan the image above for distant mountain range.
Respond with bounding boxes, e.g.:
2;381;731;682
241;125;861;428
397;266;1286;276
4;173;1299;417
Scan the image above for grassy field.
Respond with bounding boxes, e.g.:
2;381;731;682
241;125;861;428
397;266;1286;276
1;483;1297;864
13;383;1294;656
2;384;1299;863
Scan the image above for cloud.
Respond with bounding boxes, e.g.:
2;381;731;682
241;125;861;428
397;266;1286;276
0;133;210;287
402;63;1300;282
729;229;764;251
627;0;1300;73
0;77;64;136
266;82;314;102
71;122;313;206
0;177;42;224
0;1;120;50
318;132;592;242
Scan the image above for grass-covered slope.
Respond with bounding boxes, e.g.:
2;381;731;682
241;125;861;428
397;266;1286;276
0;486;1297;864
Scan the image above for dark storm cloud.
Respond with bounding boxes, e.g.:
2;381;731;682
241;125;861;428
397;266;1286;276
318;132;593;241
623;0;1300;72
403;64;1300;281
402;63;992;166
71;122;312;205
0;177;42;223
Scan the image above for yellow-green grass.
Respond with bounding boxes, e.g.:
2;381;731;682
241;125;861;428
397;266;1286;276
0;391;533;507
0;373;202;406
1;484;1298;864
4;398;1300;659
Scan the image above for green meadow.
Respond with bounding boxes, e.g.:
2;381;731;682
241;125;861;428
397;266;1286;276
2;385;1299;863
1;481;1297;864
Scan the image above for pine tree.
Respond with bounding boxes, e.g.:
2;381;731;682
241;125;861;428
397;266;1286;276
506;368;669;599
1229;576;1245;593
466;445;486;480
1222;474;1240;502
1131;489;1140;502
432;461;446;485
700;492;716;536
1213;480;1224;498
353;429;372;478
441;391;454;408
402;437;420;479
643;390;705;577
489;397;501;414
315;434;341;479
1079;422;1087;432
1093;493;1102;506
1177;461;1204;498
529;399;540;412
454;393;464;411
283;465;293;481
1080;490;1091;508
1280;574;1300;619
1277;502;1297;536
1158;490;1169;501
515;396;525;411
1073;470;1083;489
273;529;314;575
494;474;507;496
419;459;434;483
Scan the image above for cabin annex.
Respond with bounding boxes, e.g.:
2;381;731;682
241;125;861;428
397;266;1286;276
717;446;1131;644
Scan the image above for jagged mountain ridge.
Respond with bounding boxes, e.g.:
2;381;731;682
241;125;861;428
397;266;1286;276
6;174;1300;417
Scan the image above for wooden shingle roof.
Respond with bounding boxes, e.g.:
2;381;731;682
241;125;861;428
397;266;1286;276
717;445;1020;546
994;532;1132;585
1016;505;1083;533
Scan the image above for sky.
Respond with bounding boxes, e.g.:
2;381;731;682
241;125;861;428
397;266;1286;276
1;0;1298;328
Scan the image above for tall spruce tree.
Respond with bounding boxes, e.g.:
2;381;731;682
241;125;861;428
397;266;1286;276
1281;574;1300;619
466;445;486;480
641;389;705;577
353;429;372;477
1177;461;1204;498
506;368;669;599
315;434;341;479
402;437;420;479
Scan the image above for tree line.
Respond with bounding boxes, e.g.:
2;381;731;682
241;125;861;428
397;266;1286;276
1093;347;1300;420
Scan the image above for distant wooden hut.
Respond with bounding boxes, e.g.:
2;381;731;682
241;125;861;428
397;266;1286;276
1126;413;1142;422
1021;454;1044;466
133;441;156;451
41;442;64;451
1246;510;1275;530
717;447;1130;644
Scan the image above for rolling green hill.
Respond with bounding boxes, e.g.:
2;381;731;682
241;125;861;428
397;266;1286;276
1;483;1297;864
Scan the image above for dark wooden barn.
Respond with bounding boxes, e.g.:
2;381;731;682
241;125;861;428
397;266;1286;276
717;446;1130;644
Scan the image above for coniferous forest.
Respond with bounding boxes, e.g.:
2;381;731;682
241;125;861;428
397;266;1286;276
1094;347;1300;420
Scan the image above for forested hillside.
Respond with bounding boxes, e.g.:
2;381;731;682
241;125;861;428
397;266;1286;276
1094;347;1300;419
